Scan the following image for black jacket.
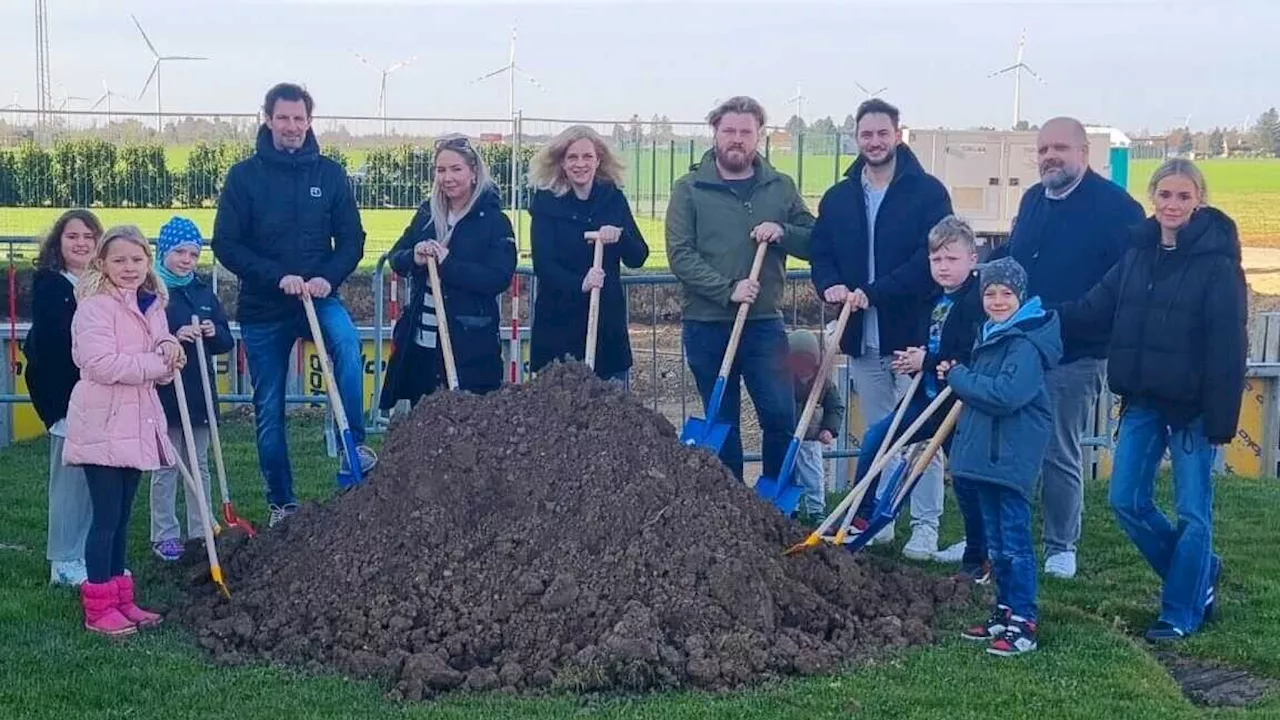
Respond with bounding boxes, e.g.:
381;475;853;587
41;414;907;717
155;277;235;428
212;125;366;324
1057;207;1247;443
529;183;649;376
809;144;953;358
381;188;517;403
23;269;78;429
899;273;985;444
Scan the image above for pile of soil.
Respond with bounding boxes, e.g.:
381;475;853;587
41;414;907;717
177;362;970;700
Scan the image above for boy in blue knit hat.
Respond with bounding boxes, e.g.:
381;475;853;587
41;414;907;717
940;257;1061;657
150;217;235;562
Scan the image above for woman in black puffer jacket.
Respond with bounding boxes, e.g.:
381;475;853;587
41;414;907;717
1058;158;1247;642
528;125;648;383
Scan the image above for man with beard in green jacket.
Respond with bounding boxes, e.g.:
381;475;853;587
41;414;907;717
666;95;815;482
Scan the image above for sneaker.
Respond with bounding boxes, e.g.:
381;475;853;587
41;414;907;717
851;517;896;546
955;560;993;585
987;616;1039;656
933;540;968;564
1044;551;1077;579
151;539;184;563
268;503;299;528
1144;621;1187;642
961;604;1012;641
903;526;939;561
50;559;88;587
1204;556;1223;624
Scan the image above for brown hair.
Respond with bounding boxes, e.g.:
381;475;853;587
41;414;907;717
928;215;978;253
34;209;103;272
706;96;767;129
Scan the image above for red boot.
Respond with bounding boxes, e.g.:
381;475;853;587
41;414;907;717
112;575;163;629
81;581;137;637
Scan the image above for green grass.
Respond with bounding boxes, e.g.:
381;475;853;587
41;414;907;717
0;414;1277;718
3;157;1280;271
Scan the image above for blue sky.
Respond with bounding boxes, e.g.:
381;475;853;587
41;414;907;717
0;0;1273;134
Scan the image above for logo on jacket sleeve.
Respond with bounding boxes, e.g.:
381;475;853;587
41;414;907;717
310;186;322;198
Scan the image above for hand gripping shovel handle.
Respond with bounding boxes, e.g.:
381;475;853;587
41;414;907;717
718;241;770;380
425;255;460;390
584;231;605;370
190;315;255;538
171;370;230;599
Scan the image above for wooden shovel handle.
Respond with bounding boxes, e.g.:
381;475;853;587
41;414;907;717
426;255;460;391
792;298;856;441
584;231;605;369
718;241;770;379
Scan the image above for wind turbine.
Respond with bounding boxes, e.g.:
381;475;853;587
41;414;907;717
472;26;545;119
855;81;889;98
787;83;807;123
91;79;128;118
132;14;207;133
2;91;20;111
352;51;417;136
988;29;1045;129
55;84;91;111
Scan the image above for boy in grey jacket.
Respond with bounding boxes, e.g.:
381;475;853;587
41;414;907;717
787;330;846;520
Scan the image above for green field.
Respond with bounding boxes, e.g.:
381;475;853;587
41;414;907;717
3;157;1280;270
1;415;1277;718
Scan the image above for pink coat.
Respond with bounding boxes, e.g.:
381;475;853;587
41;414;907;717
63;288;178;471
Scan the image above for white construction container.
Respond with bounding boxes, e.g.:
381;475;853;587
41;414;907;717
903;129;1114;241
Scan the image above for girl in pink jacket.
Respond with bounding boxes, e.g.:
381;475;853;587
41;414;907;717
65;225;186;637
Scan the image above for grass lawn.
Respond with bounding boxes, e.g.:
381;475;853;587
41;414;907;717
0;414;1277;719
1;158;1279;271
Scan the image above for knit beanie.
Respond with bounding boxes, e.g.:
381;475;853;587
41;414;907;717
979;257;1028;301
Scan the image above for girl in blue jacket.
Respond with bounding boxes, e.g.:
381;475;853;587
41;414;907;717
940;257;1062;657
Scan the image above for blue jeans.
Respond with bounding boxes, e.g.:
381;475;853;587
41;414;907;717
975;481;1038;622
240;297;366;508
952;476;989;566
853;397;925;517
683;318;795;480
1109;406;1218;633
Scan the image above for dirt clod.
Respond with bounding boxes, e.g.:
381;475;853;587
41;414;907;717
178;362;968;698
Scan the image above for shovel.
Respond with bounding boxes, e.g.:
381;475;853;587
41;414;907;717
190;315;256;538
784;380;946;556
583;231;604;370
425;254;460;391
680;241;769;452
171;370;231;599
755;297;856;514
301;294;364;489
841;401;963;553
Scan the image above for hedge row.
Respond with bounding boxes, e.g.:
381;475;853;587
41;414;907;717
0;139;536;210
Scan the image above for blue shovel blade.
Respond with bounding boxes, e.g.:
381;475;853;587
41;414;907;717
336;428;364;489
844;513;895;553
844;462;911;552
679;416;731;453
756;439;804;514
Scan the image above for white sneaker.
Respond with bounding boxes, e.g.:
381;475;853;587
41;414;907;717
869;524;895;546
903;526;940;561
1045;551;1078;579
50;559;87;587
933;540;968;564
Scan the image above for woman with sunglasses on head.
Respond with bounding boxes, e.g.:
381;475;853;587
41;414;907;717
528;125;649;383
380;136;517;409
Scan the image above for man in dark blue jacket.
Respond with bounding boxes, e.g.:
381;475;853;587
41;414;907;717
809;99;953;558
212;83;374;528
987;116;1145;579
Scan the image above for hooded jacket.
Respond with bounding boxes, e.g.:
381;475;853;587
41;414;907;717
947;300;1063;500
212;125;366;324
809;143;953;357
1057;207;1247;443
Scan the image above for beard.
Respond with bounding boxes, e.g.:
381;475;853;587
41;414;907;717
861;145;896;168
715;144;752;173
1040;161;1080;191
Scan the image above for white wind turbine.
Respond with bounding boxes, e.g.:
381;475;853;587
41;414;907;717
787;82;807;123
91;78;129;118
352;51;417;136
132;14;207;132
472;26;546;119
988;29;1045;129
855;81;889;99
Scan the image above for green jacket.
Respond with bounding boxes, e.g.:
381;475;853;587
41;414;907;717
665;151;814;322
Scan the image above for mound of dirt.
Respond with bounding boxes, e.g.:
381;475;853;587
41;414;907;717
177;362;970;700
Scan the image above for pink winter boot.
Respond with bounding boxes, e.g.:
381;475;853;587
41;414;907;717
113;575;163;629
81;581;137;637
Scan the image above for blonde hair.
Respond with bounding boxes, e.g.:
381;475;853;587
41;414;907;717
430;135;496;245
76;224;168;304
1148;158;1209;205
528;125;626;197
928;215;978;253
